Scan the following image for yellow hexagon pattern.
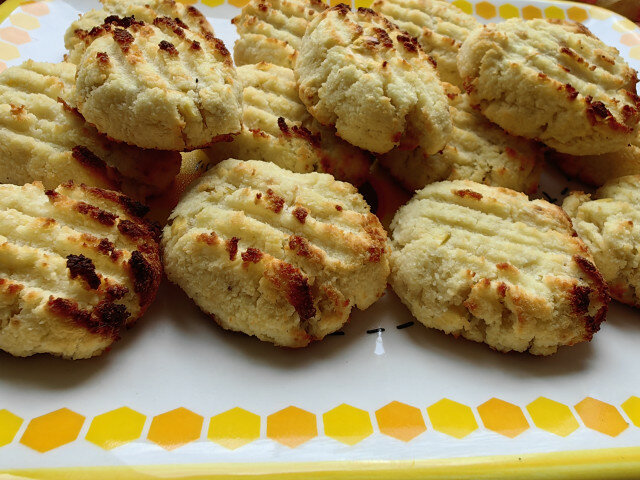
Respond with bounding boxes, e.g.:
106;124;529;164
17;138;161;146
527;397;579;437
324;404;373;446
147;408;203;450
622;396;640;428
9;12;40;30
478;398;529;438
0;41;19;61
498;4;519;19
427;399;478;439
85;407;146;450
375;401;426;442
20;409;85;453
544;5;565;19
575;398;628;437
267;406;317;448
208;407;260;450
452;0;472;15
631;46;640;61
0;410;22;447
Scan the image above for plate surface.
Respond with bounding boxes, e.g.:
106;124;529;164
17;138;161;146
1;0;640;478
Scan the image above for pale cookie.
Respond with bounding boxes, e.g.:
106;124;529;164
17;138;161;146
564;175;640;307
458;19;640;155
550;145;640;187
163;159;390;347
0;182;162;359
65;0;214;64
372;0;479;86
295;5;452;154
204;63;370;185
75;16;242;151
378;88;542;193
0;60;181;201
232;0;326;69
390;180;608;355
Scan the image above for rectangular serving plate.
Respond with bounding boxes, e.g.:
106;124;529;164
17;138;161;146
1;0;640;478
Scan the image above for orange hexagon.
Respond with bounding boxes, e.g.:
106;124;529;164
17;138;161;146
203;0;226;6
476;2;496;19
267;406;317;448
478;398;529;438
375;401;426;442
355;0;374;7
21;2;50;16
20;408;85;453
566;7;588;23
324;404;373;446
621;33;640;47
0;27;30;45
0;410;23;447
147;408;203;450
522;6;542;19
575;398;628;437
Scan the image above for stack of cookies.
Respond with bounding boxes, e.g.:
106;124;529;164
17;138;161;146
1;0;639;359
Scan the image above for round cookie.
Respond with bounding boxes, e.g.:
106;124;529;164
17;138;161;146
232;0;326;69
564;175;640;307
550;145;640;187
162;159;390;347
75;16;242;151
458;19;640;155
372;0;479;86
389;180;608;355
65;0;214;64
378;88;542;193
204;63;370;185
0;60;181;201
0;182;162;359
295;5;452;154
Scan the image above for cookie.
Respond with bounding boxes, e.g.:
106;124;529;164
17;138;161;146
458;19;640;155
550;145;640;187
74;16;242;151
372;0;479;86
389;180;608;355
564;175;640;307
0;60;181;201
204;63;370;185
378;88;542;193
295;5;452;154
0;182;162;359
65;0;214;64
232;0;326;69
162;159;390;347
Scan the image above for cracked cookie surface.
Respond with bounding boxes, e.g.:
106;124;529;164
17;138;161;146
389;180;608;355
75;15;242;150
458;19;640;155
162;159;390;347
295;5;451;154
